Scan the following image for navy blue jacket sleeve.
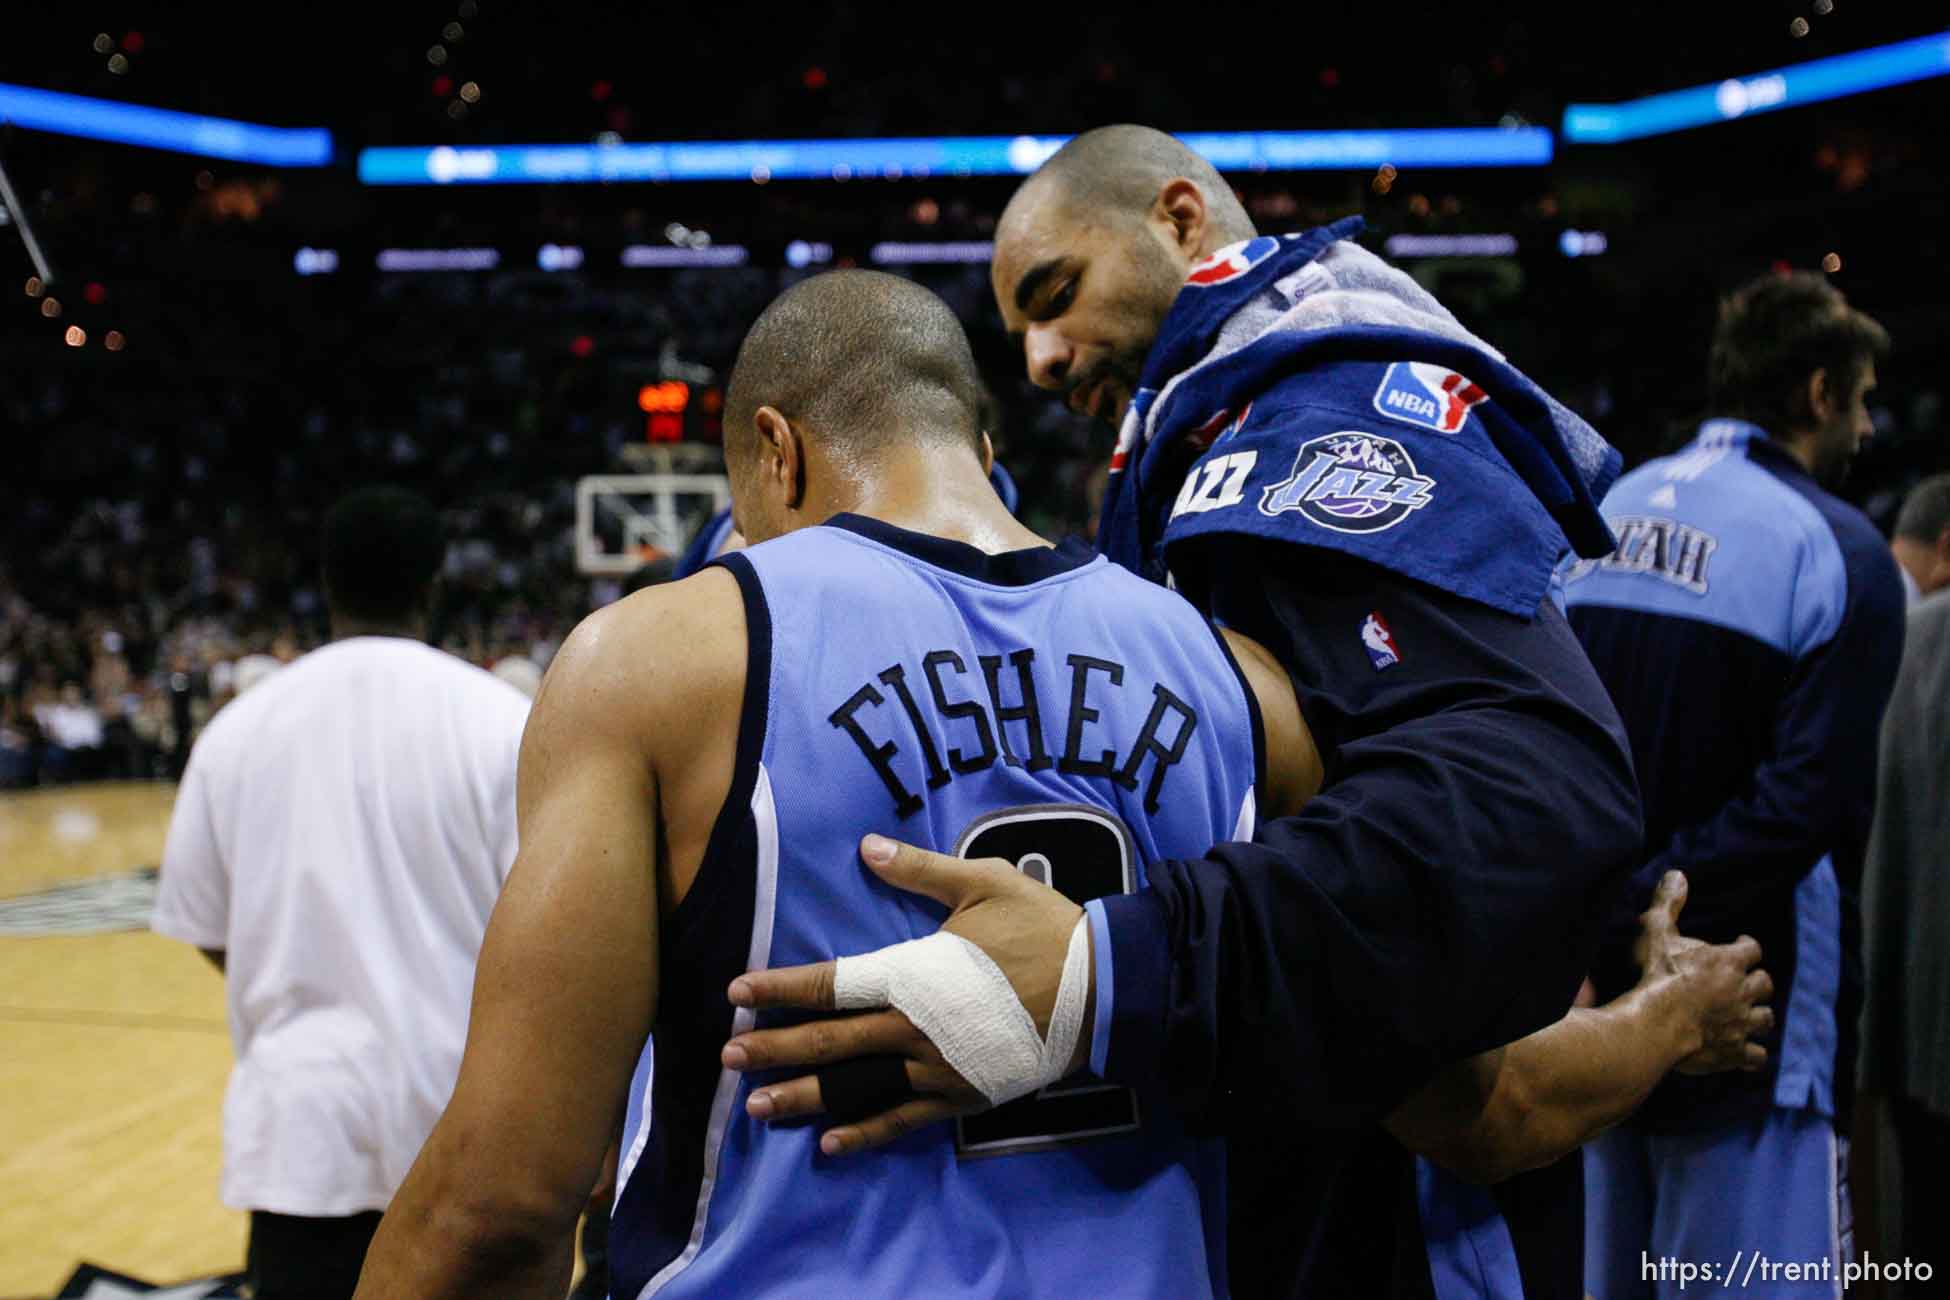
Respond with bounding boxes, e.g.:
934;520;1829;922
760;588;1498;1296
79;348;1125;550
1611;536;1906;943
673;507;735;580
1093;539;1643;1129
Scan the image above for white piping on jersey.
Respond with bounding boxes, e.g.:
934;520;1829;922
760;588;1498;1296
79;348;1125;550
640;763;781;1299
1829;1129;1848;1294
1660;422;1742;483
1232;787;1257;843
615;1045;655;1204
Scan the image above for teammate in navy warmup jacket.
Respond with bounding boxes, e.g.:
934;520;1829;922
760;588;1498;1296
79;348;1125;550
727;127;1775;1298
354;270;1326;1299
1566;274;1902;1295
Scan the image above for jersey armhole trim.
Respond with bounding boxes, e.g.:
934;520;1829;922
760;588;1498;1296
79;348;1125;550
667;552;772;935
1205;618;1267;804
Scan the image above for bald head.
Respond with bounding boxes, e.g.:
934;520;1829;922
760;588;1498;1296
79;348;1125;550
724;270;985;466
1007;124;1253;245
990;126;1255;425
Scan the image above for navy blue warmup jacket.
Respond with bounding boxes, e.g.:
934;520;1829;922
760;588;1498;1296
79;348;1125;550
1086;225;1644;1297
1563;418;1905;1135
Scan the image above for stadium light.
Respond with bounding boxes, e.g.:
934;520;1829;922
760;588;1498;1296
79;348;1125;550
1563;31;1950;144
868;241;998;265
376;248;500;272
357;127;1552;187
293;247;340;276
785;240;833;269
1381;233;1519;258
619;244;750;268
0;81;333;166
1559;230;1609;258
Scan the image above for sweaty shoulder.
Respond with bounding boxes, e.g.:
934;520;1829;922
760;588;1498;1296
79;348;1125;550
539;566;747;766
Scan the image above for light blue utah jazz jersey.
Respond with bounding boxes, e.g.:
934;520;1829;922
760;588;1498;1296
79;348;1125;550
1563;425;1905;1295
610;513;1261;1299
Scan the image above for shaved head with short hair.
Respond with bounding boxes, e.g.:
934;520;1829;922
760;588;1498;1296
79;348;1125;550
990;126;1258;425
1009;124;1254;246
723;269;986;467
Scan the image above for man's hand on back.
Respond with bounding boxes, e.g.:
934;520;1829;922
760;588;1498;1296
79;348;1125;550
1631;870;1774;1076
721;834;1086;1155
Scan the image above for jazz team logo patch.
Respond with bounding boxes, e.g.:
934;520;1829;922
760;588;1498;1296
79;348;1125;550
1259;431;1436;534
1373;362;1488;434
1184;235;1281;288
1361;612;1402;670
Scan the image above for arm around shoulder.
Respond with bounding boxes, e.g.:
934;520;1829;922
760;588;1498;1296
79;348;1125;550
1102;553;1642;1128
1387;872;1772;1184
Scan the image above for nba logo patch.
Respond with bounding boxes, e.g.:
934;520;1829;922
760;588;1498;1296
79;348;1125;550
1373;362;1488;434
1360;611;1402;670
1184;235;1280;288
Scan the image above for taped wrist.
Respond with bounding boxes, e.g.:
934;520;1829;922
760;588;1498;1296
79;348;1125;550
831;917;1092;1107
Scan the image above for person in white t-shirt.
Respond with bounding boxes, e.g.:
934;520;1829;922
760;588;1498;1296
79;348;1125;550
152;485;530;1300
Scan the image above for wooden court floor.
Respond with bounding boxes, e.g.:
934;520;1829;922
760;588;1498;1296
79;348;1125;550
0;781;243;1298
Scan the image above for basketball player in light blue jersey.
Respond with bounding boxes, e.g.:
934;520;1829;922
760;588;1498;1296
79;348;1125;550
354;269;1319;1299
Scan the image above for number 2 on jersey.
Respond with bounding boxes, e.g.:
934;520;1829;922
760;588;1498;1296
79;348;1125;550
952;804;1143;1158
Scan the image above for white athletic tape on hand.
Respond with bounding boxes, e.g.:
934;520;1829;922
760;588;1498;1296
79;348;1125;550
831;918;1092;1108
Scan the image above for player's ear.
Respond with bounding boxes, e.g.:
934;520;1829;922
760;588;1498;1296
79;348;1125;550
769;409;810;511
1803;368;1833;425
978;431;995;476
753;406;800;506
1154;178;1208;257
